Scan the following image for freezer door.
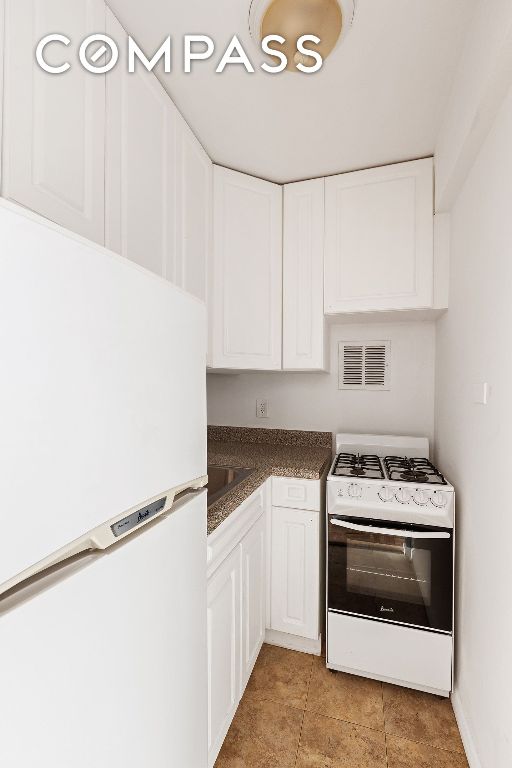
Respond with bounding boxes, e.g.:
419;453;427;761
0;201;207;587
0;491;207;768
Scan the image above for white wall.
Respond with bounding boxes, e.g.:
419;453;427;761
435;87;512;768
208;321;436;444
435;0;512;210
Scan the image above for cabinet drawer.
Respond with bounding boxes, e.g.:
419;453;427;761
271;477;320;511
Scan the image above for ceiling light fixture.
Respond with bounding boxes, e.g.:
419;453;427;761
249;0;355;72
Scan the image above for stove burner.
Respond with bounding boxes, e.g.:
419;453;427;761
383;456;447;486
333;453;384;479
399;470;429;483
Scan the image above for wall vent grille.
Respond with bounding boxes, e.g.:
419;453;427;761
338;341;390;390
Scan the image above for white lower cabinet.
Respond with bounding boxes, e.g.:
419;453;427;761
207;486;267;768
207;546;241;767
270;506;320;640
241;515;266;693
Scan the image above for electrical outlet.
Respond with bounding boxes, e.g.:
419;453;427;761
256;399;269;418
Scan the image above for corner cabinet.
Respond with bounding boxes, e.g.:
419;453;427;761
174;118;212;302
209;166;282;370
2;0;106;244
324;158;434;314
283;178;327;371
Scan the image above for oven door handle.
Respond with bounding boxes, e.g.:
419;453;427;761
329;518;451;539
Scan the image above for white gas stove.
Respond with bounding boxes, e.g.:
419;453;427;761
326;434;455;698
327;433;454;528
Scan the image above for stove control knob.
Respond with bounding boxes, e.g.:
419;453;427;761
413;490;430;506
378;486;394;502
431;491;447;508
395;488;412;505
347;483;363;499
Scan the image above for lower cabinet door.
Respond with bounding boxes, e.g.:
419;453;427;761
207;546;241;767
241;515;266;694
271;507;320;640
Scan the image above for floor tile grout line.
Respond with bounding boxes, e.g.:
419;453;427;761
382;685;389;768
305;706;388;734
304;657;315;710
293;709;306;768
293;658;314;767
385;732;468;757
245;692;308;714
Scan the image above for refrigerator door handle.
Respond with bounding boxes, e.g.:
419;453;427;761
0;475;207;599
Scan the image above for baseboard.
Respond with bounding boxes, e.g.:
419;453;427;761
451;689;483;768
265;628;322;655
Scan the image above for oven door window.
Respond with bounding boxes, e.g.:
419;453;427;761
328;516;453;632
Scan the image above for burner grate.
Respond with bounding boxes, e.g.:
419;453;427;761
333;453;385;479
383;456;447;485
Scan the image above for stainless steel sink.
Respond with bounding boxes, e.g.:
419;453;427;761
207;465;254;508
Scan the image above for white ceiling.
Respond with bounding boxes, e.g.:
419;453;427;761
107;0;475;183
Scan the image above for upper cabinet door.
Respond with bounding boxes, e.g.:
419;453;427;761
175;117;212;302
283;178;327;371
2;0;105;244
324;158;434;313
105;10;177;277
210;167;282;370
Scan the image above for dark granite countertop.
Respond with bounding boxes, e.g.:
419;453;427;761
207;427;332;535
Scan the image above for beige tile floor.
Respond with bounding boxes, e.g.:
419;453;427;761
215;644;469;768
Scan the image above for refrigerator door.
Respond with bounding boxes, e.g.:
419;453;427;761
0;490;207;768
0;201;207;587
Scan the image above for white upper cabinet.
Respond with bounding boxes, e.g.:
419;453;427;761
2;0;106;244
174;116;212;302
283;178;327;371
105;10;177;278
324;158;434;314
210;166;282;370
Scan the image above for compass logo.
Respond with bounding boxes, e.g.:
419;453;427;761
35;33;324;75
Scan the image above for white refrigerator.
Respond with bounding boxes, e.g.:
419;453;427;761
0;201;208;767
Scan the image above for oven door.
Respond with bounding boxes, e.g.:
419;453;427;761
328;515;453;633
